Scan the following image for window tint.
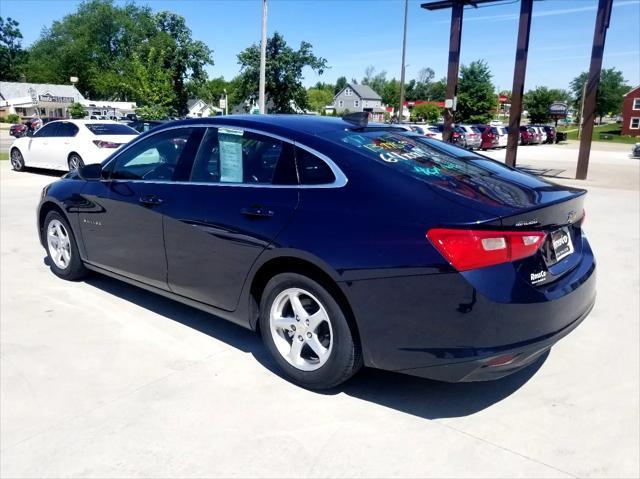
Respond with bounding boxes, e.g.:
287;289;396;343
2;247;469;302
56;122;79;137
110;128;194;181
85;123;138;135
33;122;58;138
190;128;297;185
296;147;335;185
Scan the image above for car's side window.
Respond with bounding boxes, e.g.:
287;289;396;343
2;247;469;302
295;147;336;185
110;128;196;181
57;122;79;137
33;123;58;138
190;127;297;185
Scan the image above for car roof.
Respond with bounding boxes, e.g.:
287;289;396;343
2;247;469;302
155;115;394;137
46;119;121;125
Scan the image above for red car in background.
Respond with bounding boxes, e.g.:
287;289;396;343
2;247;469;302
519;126;538;145
9;123;27;138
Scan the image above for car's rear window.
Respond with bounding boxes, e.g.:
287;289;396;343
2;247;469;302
85;123;138;135
327;130;514;182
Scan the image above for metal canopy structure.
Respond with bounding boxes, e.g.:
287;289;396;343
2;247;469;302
420;0;613;180
420;0;501;142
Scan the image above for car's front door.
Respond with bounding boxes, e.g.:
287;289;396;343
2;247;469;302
161;126;300;311
78;127;202;289
25;122;59;167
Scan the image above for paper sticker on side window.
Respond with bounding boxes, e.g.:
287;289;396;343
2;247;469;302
219;132;243;182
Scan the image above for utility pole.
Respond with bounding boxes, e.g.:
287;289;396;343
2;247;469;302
442;1;463;142
505;0;533;167
576;0;612;180
577;81;587;140
398;0;409;123
258;0;268;114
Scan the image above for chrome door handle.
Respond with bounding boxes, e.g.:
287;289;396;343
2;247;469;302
139;195;164;206
241;206;273;218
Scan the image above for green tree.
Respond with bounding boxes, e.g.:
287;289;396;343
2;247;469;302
524;86;571;124
153;11;212;114
570;68;629;123
334;76;348;94
69;102;86;119
187;76;237;112
306;88;333;113
136;104;175;120
411;103;442;123
361;66;388;97
426;77;447;102
456;60;495;123
382;78;400;110
0;17;26;81
23;0;211;114
236;31;327;113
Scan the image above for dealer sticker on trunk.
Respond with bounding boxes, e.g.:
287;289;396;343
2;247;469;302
551;227;574;262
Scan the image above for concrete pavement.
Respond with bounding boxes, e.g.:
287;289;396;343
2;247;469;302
0;146;638;477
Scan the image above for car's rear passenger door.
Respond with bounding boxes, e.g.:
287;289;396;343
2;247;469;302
162;126;300;312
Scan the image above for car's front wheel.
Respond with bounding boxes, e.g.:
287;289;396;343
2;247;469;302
44;211;87;280
10;148;25;171
68;154;84;171
259;273;362;389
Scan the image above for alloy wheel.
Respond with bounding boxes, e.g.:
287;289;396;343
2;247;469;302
269;287;333;372
68;155;83;170
10;150;24;170
47;219;72;269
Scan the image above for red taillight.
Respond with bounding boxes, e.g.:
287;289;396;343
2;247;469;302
426;228;547;271
93;140;121;148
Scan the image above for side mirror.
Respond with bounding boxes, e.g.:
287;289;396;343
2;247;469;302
77;163;103;181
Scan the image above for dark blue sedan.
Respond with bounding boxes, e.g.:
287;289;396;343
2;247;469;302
35;115;596;389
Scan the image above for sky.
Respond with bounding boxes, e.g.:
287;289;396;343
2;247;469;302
1;0;639;93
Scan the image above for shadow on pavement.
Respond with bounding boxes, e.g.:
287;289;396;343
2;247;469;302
83;272;546;420
21;168;66;178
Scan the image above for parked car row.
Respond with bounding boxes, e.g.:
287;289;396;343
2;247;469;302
404;122;561;151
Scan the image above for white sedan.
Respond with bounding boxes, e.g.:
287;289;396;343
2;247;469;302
10;120;138;172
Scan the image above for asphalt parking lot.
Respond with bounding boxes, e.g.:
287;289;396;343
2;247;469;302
1;143;639;478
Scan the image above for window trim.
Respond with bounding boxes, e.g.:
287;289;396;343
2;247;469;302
354;100;360;108
102;123;348;189
630;117;640;129
633;98;640;110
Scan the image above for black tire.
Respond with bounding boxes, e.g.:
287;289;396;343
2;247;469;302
68;154;84;171
259;273;362;389
10;148;25;171
43;210;88;281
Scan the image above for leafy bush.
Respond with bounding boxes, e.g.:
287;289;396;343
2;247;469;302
69;102;86;119
6;114;20;124
136;105;176;120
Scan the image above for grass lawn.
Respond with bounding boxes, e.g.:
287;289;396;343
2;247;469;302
558;123;638;144
0;152;8;161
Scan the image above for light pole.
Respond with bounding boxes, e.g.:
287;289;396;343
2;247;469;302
259;0;268;114
398;0;409;123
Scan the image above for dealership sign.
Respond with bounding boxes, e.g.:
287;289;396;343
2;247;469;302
549;101;568;118
38;94;75;103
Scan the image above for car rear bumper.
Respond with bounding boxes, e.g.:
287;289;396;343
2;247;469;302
396;297;593;382
342;240;596;382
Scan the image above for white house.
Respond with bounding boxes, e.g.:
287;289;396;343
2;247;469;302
186;99;222;118
0;81;85;119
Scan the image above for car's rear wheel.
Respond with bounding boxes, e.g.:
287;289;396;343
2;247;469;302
10;148;25;171
44;211;87;280
68;154;84;171
259;273;362;389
